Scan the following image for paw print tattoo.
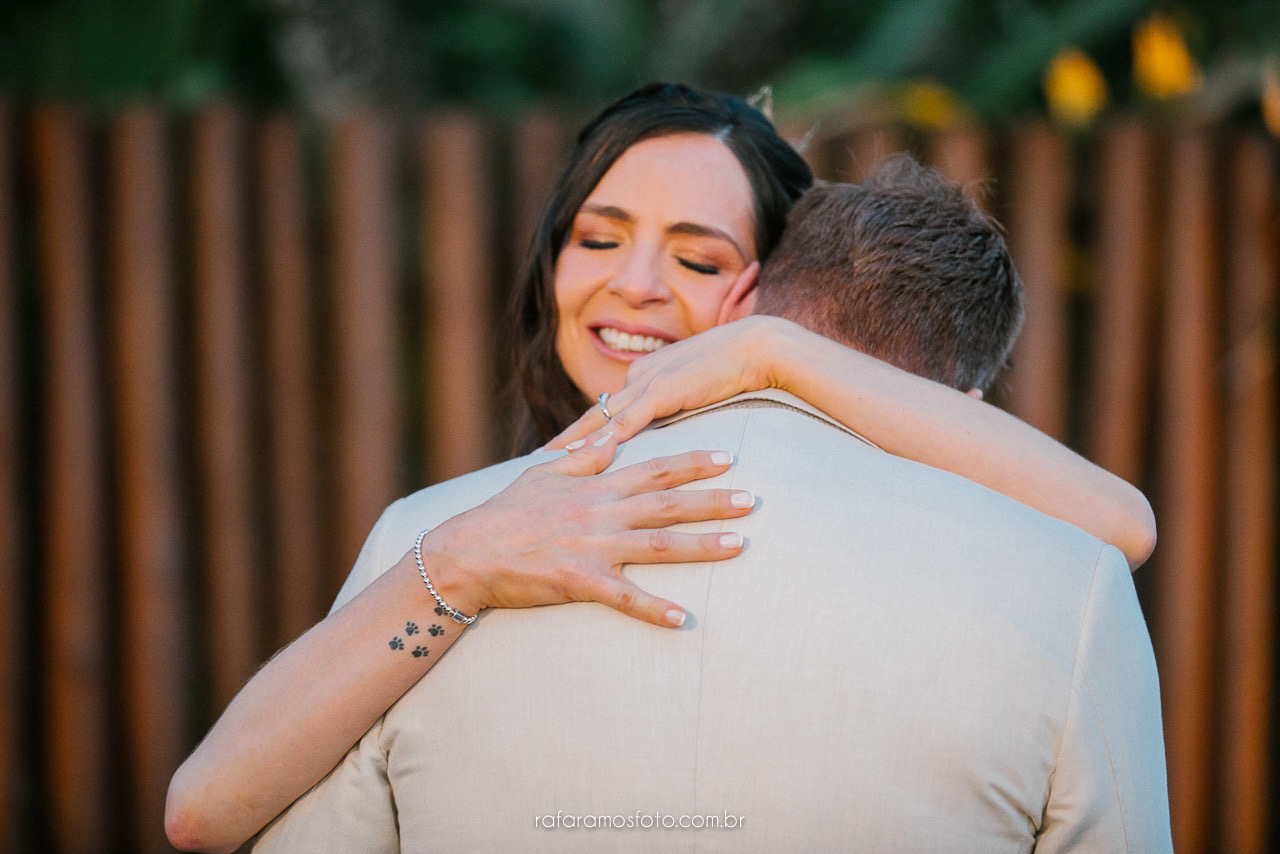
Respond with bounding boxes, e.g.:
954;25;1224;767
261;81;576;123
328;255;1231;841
434;606;445;617
427;624;444;637
411;646;429;658
405;622;419;636
389;637;404;651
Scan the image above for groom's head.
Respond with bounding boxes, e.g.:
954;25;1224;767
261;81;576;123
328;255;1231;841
750;154;1024;394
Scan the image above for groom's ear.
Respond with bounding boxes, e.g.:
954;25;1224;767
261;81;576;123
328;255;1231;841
717;261;760;325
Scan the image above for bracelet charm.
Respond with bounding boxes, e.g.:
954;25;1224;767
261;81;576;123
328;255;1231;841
413;529;477;625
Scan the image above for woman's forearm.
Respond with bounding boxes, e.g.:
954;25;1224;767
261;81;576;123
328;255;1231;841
165;551;467;852
766;321;1157;569
165;437;754;852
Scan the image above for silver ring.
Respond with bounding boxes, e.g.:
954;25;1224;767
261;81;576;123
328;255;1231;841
598;392;612;420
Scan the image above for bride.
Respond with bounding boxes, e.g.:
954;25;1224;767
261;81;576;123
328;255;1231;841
166;83;1153;852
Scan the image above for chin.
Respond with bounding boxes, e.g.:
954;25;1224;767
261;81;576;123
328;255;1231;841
578;368;626;402
581;379;620;402
560;334;634;400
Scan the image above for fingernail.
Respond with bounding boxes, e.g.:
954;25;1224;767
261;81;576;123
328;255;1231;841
666;609;686;627
565;438;586;451
711;451;733;466
592;430;614;447
730;491;755;509
720;532;743;549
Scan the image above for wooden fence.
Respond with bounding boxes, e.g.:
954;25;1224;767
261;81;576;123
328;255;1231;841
0;104;1275;854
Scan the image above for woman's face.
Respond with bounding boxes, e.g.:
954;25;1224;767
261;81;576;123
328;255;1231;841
554;132;758;400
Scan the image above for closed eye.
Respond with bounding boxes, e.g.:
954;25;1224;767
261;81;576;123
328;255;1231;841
580;239;618;250
678;258;719;275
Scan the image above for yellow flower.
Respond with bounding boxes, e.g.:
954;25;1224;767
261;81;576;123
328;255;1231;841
1264;58;1280;138
1044;48;1109;128
898;80;959;129
1133;12;1201;99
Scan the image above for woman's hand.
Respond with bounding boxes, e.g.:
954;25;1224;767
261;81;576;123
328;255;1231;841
545;316;801;450
424;431;755;628
545;316;1156;570
164;431;755;853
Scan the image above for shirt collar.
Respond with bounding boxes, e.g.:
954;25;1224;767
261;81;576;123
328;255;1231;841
645;387;882;450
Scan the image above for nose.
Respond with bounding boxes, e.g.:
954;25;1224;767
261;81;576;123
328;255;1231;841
606;241;670;307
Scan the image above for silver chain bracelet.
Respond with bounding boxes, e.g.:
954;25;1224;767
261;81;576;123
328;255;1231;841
413;529;477;625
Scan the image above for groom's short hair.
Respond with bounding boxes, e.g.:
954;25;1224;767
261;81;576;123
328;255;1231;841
755;154;1024;392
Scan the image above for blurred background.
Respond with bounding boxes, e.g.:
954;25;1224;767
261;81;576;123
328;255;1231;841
0;1;1278;852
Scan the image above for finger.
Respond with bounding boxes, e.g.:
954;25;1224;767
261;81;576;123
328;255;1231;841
544;405;610;451
719;260;760;323
620;488;756;528
579;370;699;446
577;573;688;628
603;449;734;496
591;395;661;444
531;431;617;477
545;369;652;450
614;528;746;567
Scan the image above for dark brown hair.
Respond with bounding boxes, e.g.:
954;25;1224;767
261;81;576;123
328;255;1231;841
754;155;1024;392
508;83;812;453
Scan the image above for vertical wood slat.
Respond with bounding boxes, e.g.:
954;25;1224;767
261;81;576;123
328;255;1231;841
257;115;325;644
108;108;190;854
7;104;1277;854
30;108;113;854
1085;121;1157;485
1156;131;1219;854
776;121;826;178
190;106;261;707
510;111;564;268
0;102;26;854
1218;135;1277;854
1005;125;1071;440
420;114;496;482
927;127;991;205
840;126;906;182
331;114;399;579
801;127;843;182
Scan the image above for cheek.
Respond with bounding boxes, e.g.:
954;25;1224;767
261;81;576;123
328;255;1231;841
552;249;603;320
551;255;596;380
551;259;578;319
674;278;738;334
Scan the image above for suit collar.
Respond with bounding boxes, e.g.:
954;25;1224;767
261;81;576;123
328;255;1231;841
645;387;882;450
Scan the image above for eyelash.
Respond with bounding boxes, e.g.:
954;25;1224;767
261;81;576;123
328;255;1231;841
679;259;719;275
579;238;719;276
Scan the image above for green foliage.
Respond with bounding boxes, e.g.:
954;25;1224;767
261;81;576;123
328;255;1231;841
1;0;1277;123
767;0;1155;119
0;0;282;105
406;0;656;109
849;0;971;79
958;0;1153;118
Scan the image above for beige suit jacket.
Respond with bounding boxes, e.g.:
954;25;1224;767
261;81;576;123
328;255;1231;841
254;389;1171;853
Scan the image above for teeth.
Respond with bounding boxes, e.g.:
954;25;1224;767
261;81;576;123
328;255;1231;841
597;327;669;353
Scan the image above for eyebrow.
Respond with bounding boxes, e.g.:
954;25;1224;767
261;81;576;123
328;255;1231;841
579;203;746;262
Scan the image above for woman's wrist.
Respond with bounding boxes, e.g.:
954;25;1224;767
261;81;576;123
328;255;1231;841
749;315;814;393
409;529;486;620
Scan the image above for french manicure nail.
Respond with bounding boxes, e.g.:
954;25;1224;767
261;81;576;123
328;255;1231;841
720;532;744;549
592;430;614;447
730;491;755;509
565;438;586;451
666;609;686;627
711;451;733;466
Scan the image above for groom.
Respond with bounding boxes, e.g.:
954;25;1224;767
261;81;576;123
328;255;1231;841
254;156;1171;852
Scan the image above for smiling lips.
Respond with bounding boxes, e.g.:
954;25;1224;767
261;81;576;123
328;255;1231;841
594;326;671;354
